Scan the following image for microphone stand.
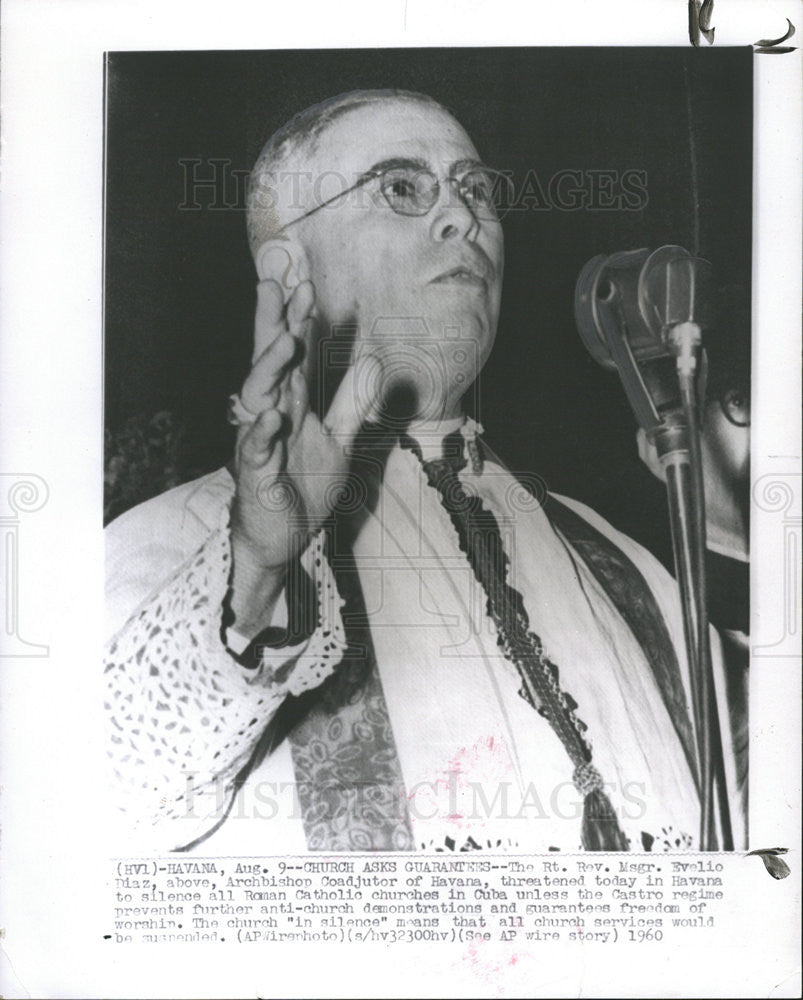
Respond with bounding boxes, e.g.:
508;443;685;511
577;255;733;851
648;325;733;852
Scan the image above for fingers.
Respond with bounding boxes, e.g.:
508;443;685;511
252;280;287;363
252;278;315;362
241;332;297;414
284;367;310;445
238;408;284;470
286;280;315;333
244;280;316;413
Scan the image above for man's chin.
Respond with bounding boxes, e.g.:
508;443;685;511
343;309;495;424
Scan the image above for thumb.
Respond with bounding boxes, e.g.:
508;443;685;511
238;408;285;472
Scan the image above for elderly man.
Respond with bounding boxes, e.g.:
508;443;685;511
105;89;743;854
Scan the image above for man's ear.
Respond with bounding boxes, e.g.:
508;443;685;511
255;236;311;298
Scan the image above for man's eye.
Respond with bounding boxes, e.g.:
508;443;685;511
382;172;421;203
389;177;416;198
463;173;494;205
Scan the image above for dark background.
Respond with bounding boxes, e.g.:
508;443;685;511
104;47;752;568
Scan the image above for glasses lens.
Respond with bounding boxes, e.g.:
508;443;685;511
380;167;438;216
459;168;513;221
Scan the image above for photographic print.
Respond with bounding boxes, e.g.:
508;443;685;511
1;4;799;997
103;48;752;856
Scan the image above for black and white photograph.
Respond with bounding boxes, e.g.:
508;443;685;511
103;48;752;855
1;2;800;997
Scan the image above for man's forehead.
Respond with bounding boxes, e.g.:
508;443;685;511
258;98;483;229
302;100;479;177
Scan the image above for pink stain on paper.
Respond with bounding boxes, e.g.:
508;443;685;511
409;734;515;830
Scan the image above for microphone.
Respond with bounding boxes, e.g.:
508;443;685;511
574;245;712;436
572;244;732;852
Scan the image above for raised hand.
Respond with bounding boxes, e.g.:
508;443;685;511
229;278;379;635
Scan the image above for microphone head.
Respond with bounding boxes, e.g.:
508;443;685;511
574;246;713;370
574;246;715;433
641;247;714;336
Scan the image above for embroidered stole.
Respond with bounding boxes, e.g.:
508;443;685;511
279;452;695;850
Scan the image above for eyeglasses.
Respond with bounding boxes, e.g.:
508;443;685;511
282;162;514;229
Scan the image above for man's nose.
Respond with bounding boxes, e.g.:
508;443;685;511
429;181;480;242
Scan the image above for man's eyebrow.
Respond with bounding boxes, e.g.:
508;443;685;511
448;157;487;177
357;156;489;179
360;156;430;178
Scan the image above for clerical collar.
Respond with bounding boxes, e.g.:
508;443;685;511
401;415;485;474
405;416;464;461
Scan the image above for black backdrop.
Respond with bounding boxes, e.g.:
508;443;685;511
104;47;752;568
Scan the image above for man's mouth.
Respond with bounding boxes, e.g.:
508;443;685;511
430;267;488;291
